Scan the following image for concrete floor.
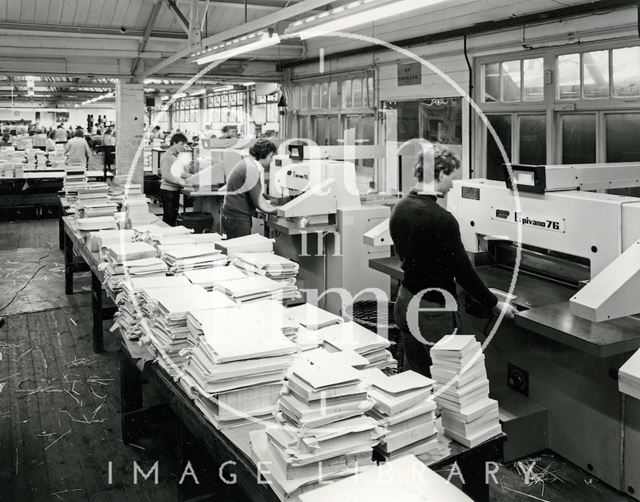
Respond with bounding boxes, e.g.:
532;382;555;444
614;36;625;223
0;218;634;502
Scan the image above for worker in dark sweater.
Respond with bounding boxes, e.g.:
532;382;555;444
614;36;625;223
221;139;278;239
390;145;516;377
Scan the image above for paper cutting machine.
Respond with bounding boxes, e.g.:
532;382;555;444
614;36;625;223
267;145;390;315
445;164;640;499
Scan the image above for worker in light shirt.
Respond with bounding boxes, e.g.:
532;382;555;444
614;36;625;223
64;128;92;167
159;133;192;226
222;139;278;239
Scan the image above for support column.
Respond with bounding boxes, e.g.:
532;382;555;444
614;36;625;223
115;80;145;186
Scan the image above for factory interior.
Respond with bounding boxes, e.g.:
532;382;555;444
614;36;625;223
2;1;640;501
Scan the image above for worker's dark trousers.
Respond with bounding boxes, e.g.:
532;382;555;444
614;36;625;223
394;285;460;377
160;189;180;226
222;214;252;239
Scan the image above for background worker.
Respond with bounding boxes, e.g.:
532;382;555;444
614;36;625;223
64;128;92;167
221;139;278;239
390;144;516;377
159;133;191;226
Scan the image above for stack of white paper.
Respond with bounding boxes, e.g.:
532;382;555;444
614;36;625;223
160;245;228;274
77;200;117;218
101;241;167;294
361;368;440;460
133;224;192;245
619;348;640;400
182;310;298;427
89;229;135;254
297;454;473;502
430;335;502;447
113;275;192;340
76;215;117;231
215;233;273;258
184;264;247;290
108;183;143;204
233;252;299;284
287;303;344;330
142;285;228;379
214;275;299;303
320;322;396;371
254;356;381;497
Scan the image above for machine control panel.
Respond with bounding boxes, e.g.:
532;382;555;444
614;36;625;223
503;164;547;194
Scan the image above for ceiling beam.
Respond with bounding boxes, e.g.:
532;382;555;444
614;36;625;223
142;0;335;79
178;0;322;9
164;0;191;34
132;0;165;76
0;22;187;40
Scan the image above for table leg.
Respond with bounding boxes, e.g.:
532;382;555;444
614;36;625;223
119;349;144;444
64;232;74;295
58;216;64;250
91;272;104;353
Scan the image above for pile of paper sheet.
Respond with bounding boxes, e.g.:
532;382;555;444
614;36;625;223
77;200;118;218
287;303;344;331
430;335;502;447
113;275;191;340
141;285;231;379
182;306;298;427
215;233;273;258
253;354;381;498
76;215;117;231
233;252;299;284
361;368;440;460
296;454;473;502
133;224;192;245
184;264;247;290
89;229;135;254
101;241;167;294
619;348;640;400
108;183;143;204
160;245;228;274
320;322;396;371
214;275;300;303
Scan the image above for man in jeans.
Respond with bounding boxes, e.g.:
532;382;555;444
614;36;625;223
160;133;191;226
221;139;278;239
390;144;515;377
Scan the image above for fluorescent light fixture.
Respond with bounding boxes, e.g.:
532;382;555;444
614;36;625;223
212;85;233;93
173;92;186;99
194;31;280;65
189;89;207;96
286;0;450;40
161;96;170;101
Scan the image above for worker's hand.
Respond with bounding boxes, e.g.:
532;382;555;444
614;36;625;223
493;300;517;320
178;179;186;187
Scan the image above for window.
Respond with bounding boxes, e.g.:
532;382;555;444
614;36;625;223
561;114;596;164
582;50;609;99
329;82;338;108
613;47;640;98
486;115;512;181
482;58;544;103
352;79;363;108
342;80;352;108
606;113;640;162
519;115;546;165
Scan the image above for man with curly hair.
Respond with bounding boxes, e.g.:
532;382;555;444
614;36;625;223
222;139;278;239
390;143;515;377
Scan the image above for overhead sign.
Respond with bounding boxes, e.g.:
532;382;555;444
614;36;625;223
397;62;422;87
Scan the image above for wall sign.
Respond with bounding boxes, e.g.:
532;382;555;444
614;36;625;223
397;62;422;87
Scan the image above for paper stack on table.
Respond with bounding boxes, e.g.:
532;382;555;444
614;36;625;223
214;275;300;303
133;224;192;245
76;215;117;231
250;356;381;499
320;322;396;372
101;241;167;294
77;200;118;218
297;454;473;502
360;368;441;460
215;233;273;258
287;303;344;331
89;229;135;254
113;275;192;340
182;306;298;427
233;252;299;284
619;348;640;400
108;183;143;204
184;264;247;290
140;285;230;379
160;245;228;274
430;335;502;448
